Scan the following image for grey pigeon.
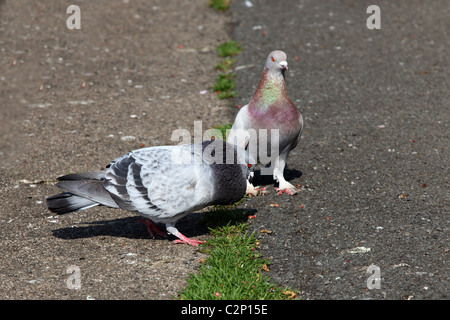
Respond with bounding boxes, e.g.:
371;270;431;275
227;50;303;195
46;140;250;246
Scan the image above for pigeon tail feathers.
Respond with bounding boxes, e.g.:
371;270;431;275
46;172;120;214
46;192;100;214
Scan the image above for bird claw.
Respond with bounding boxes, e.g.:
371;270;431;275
274;186;297;195
173;237;204;247
247;185;268;196
255;186;268;195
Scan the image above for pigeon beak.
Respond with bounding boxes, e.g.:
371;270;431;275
280;61;288;71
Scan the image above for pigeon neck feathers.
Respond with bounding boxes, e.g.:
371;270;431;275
201;140;248;205
210;162;247;205
249;68;288;111
247;67;297;127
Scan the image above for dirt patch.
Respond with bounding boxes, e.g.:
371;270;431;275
0;0;234;299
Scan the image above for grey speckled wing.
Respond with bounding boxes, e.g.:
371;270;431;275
46;140;249;246
104;144;215;223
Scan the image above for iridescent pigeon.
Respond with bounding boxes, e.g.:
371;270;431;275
227;50;303;195
46;140;250;246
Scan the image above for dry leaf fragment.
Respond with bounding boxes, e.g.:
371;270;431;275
282;290;298;299
269;203;280;207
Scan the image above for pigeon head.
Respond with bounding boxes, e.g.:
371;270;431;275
265;50;288;75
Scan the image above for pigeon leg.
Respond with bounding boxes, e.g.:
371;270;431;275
166;223;203;247
273;155;297;195
137;218;168;238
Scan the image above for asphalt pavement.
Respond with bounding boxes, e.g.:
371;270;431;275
230;0;448;299
0;0;447;301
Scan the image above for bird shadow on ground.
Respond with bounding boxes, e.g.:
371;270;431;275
52;208;256;242
251;168;302;187
52;214;207;241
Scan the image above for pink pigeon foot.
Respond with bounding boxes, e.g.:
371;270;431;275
283;188;295;195
137;218;168;238
172;232;204;247
275;187;295;196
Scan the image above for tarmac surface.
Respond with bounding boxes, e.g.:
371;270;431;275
0;0;448;300
231;0;448;299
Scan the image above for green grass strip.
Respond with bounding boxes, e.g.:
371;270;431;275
211;73;237;99
217;41;243;58
178;209;295;300
208;0;231;12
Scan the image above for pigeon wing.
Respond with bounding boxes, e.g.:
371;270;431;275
104;145;214;222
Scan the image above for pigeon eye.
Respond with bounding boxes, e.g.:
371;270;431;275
271;57;275;62
247;164;252;168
